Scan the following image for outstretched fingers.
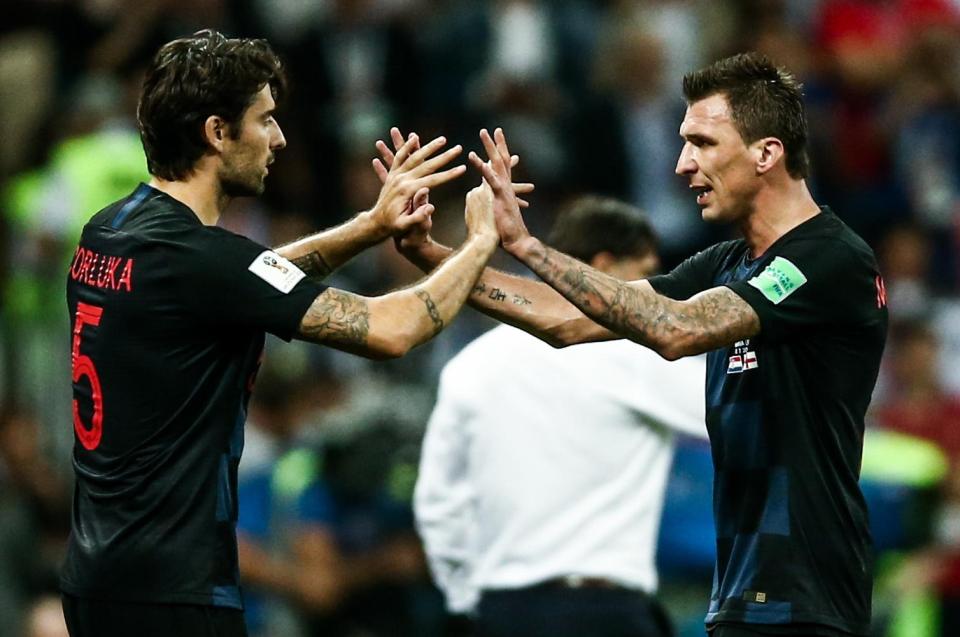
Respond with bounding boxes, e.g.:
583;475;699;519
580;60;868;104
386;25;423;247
468;151;504;192
411;164;468;190
390;134;420;170
479;129;508;178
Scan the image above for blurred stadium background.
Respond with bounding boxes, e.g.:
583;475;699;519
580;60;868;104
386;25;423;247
2;0;960;636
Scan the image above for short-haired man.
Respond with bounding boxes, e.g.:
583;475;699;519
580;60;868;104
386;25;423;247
398;53;888;637
415;197;706;637
61;30;499;637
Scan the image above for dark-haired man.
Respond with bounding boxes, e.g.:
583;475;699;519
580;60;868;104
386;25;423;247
415;197;706;637
62;30;500;637
398;53;888;637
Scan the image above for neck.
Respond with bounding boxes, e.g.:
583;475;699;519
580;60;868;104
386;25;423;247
148;169;229;226
738;178;820;258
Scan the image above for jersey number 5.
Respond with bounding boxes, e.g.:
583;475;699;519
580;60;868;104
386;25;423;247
72;302;104;450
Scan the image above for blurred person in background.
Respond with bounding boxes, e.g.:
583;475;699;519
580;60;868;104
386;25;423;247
415;196;707;637
874;321;960;637
574;23;712;265
398;51;888;637
876;321;960;474
61;28;501;637
889;18;960;292
0;408;69;635
238;367;429;637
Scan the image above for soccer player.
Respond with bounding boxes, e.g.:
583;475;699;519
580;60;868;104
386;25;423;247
62;30;499;637
397;53;888;637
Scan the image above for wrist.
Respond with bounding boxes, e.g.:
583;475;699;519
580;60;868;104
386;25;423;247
468;231;499;253
503;235;540;261
357;208;390;243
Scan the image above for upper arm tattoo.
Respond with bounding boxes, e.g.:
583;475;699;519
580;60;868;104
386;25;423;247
290;252;333;280
416;290;444;335
298;288;369;347
528;245;759;355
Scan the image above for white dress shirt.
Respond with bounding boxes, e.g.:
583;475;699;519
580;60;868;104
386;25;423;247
414;325;706;614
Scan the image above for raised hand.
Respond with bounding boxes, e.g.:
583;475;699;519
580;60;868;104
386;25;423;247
369;131;464;239
468;128;535;253
464;181;496;243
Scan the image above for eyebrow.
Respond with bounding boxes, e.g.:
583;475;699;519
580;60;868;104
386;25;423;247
685;128;720;144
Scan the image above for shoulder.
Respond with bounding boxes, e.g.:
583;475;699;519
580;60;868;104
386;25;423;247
691;238;747;265
777;212;879;274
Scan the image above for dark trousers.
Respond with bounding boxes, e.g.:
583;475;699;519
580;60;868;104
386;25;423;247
708;623;857;637
62;593;248;637
476;585;673;637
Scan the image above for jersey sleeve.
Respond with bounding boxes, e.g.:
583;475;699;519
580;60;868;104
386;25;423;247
175;228;326;341
648;242;732;301
726;237;882;343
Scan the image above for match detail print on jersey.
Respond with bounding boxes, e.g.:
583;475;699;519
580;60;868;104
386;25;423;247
747;256;807;305
248;251;306;293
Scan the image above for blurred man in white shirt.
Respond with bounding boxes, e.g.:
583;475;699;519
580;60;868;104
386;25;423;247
414;197;706;637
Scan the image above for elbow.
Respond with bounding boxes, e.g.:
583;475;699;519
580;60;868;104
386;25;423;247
365;327;419;360
543;331;573;349
654;334;701;361
657;346;684;362
542;318;595;349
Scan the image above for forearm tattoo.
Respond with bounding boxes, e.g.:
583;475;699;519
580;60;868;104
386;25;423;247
416;290;444;335
290;252;333;280
299;289;369;346
532;245;758;352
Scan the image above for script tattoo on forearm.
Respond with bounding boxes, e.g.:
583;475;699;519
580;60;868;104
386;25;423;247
416;290;444;335
531;245;758;352
290;252;333;280
299;289;369;346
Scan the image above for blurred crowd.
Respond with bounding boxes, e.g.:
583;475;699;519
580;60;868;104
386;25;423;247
2;0;960;636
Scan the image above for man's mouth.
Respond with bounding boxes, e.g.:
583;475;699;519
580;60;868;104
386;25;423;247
691;185;713;205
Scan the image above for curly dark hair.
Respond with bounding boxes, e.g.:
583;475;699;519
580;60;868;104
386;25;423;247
547;196;658;263
137;29;287;181
682;52;810;179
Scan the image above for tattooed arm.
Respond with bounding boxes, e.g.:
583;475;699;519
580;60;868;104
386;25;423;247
275;212;384;280
296;185;498;359
457;127;758;358
505;237;760;360
275;133;465;279
400;238;617;347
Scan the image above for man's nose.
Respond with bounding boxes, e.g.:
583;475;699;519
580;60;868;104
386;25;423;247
675;144;695;175
273;125;287;151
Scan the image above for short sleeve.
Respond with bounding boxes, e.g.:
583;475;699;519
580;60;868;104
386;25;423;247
175;228;326;341
648;242;735;301
726;238;883;343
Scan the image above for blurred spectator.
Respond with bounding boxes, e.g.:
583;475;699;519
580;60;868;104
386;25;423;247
890;23;960;291
811;0;960;242
238;367;435;637
0;409;69;635
875;321;960;636
876;321;960;467
577;23;711;264
878;224;935;320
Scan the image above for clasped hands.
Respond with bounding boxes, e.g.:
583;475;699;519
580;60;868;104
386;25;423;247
368;126;536;257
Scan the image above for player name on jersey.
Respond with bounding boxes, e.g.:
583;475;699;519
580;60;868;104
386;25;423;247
69;246;134;292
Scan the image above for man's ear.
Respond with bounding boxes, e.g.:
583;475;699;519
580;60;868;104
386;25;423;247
589;251;616;274
203;116;227;152
755;137;785;175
